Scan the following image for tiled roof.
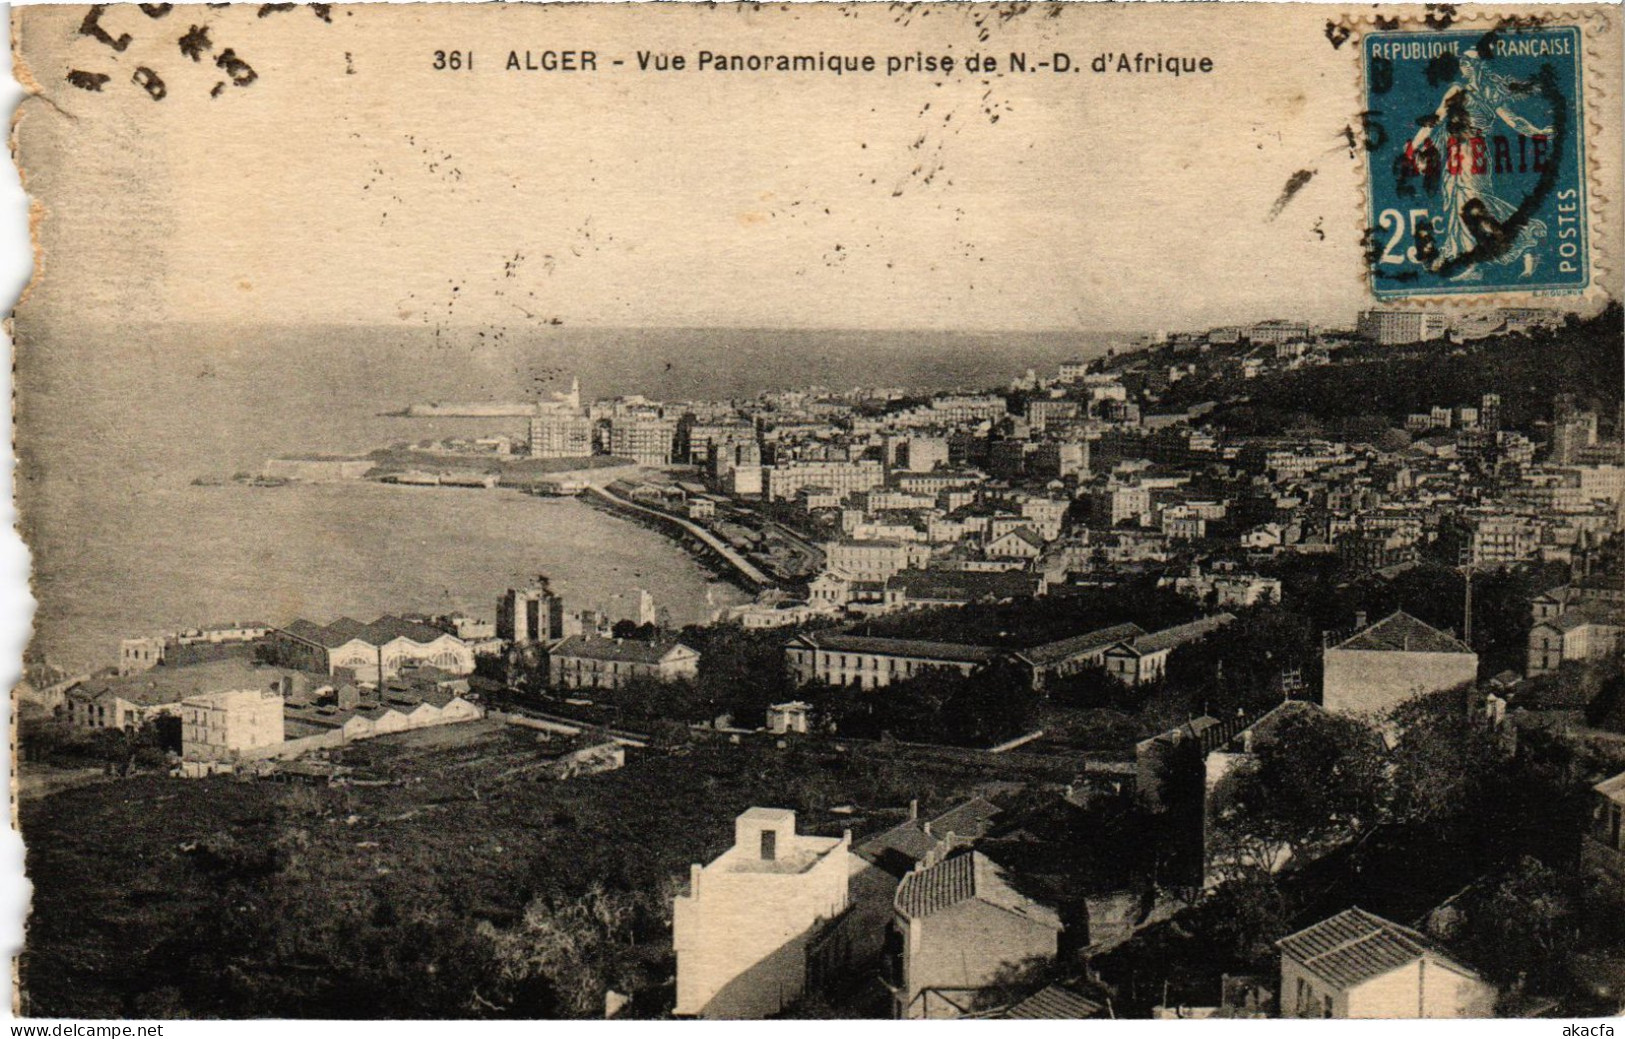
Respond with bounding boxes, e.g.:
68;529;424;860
1277;907;1476;990
280;616;450;649
1542;602;1625;632
993;526;1045;548
857;820;944;869
1113;614;1235;657
362;615;449;644
75;659;290;707
551;635;694;665
1595;771;1625;805
1332;611;1472;654
928;797;1002;841
1002;984;1105;1020
799;633;997;665
280;618;338;646
1019;622;1146;667
895;852;1061;929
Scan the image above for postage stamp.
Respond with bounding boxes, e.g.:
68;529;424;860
1362;23;1589;299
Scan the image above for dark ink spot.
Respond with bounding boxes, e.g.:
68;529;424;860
1359;110;1388;153
1459;199;1508;256
1424;52;1459;87
1444;90;1473;136
1374;15;1400;30
178;25;212;62
257;3;295;16
1369;55;1393;95
1324;21;1351;50
215;48;258;88
1413;220;1439;266
139;4;172;18
79;7;132;53
210;81;226;98
66;70;111;92
1389;151;1418;199
132;66;167;101
309;4;333;22
1268;168;1316;220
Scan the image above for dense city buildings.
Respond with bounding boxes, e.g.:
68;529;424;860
22;303;1625;1022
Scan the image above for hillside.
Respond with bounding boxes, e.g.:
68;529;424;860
1156;305;1623;438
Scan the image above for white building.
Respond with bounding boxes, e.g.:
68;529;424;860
890;851;1062;1018
1322;612;1478;716
1278;907;1496;1018
673;808;853;1018
823;540;932;584
766;701;812;734
1357;310;1449;345
270;616;476;681
180;689;285;763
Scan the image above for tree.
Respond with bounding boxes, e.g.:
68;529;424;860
1181;872;1290;969
1208;709;1389;870
480;886;646;1018
1387;684;1505;830
1453;856;1579;992
684;623;801;722
942;658;1041;747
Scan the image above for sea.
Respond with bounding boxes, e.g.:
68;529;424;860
15;324;1116;672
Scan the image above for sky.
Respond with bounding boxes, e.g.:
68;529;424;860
12;3;1616;336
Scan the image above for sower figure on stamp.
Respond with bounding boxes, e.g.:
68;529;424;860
1410;54;1554;282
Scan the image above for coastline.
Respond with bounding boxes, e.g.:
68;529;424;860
580;485;766;595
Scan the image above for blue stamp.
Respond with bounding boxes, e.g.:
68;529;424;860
1363;23;1588;298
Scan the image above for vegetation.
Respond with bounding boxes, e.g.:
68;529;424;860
854;578;1200;649
18;722;1041;1018
1097;681;1624;1014
802;658;1041;747
1207;708;1390;875
1156;304;1623;438
19;716;176;774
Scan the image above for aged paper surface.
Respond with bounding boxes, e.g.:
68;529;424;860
8;1;1625;1022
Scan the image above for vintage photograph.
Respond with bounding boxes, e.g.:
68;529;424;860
7;0;1625;1022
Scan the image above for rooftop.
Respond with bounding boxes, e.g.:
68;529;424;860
1277;907;1477;991
927;796;1002;841
1002;984;1107;1020
74;659;294;708
551;636;695;665
795;632;998;665
1595;771;1625;806
279;615;451;649
1113;614;1236;657
1018;622;1147;667
856;820;944;874
895;851;1062;929
1330;611;1473;655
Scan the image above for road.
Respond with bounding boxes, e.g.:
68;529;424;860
585;484;773;588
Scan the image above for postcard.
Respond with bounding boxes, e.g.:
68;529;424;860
8;1;1625;1022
